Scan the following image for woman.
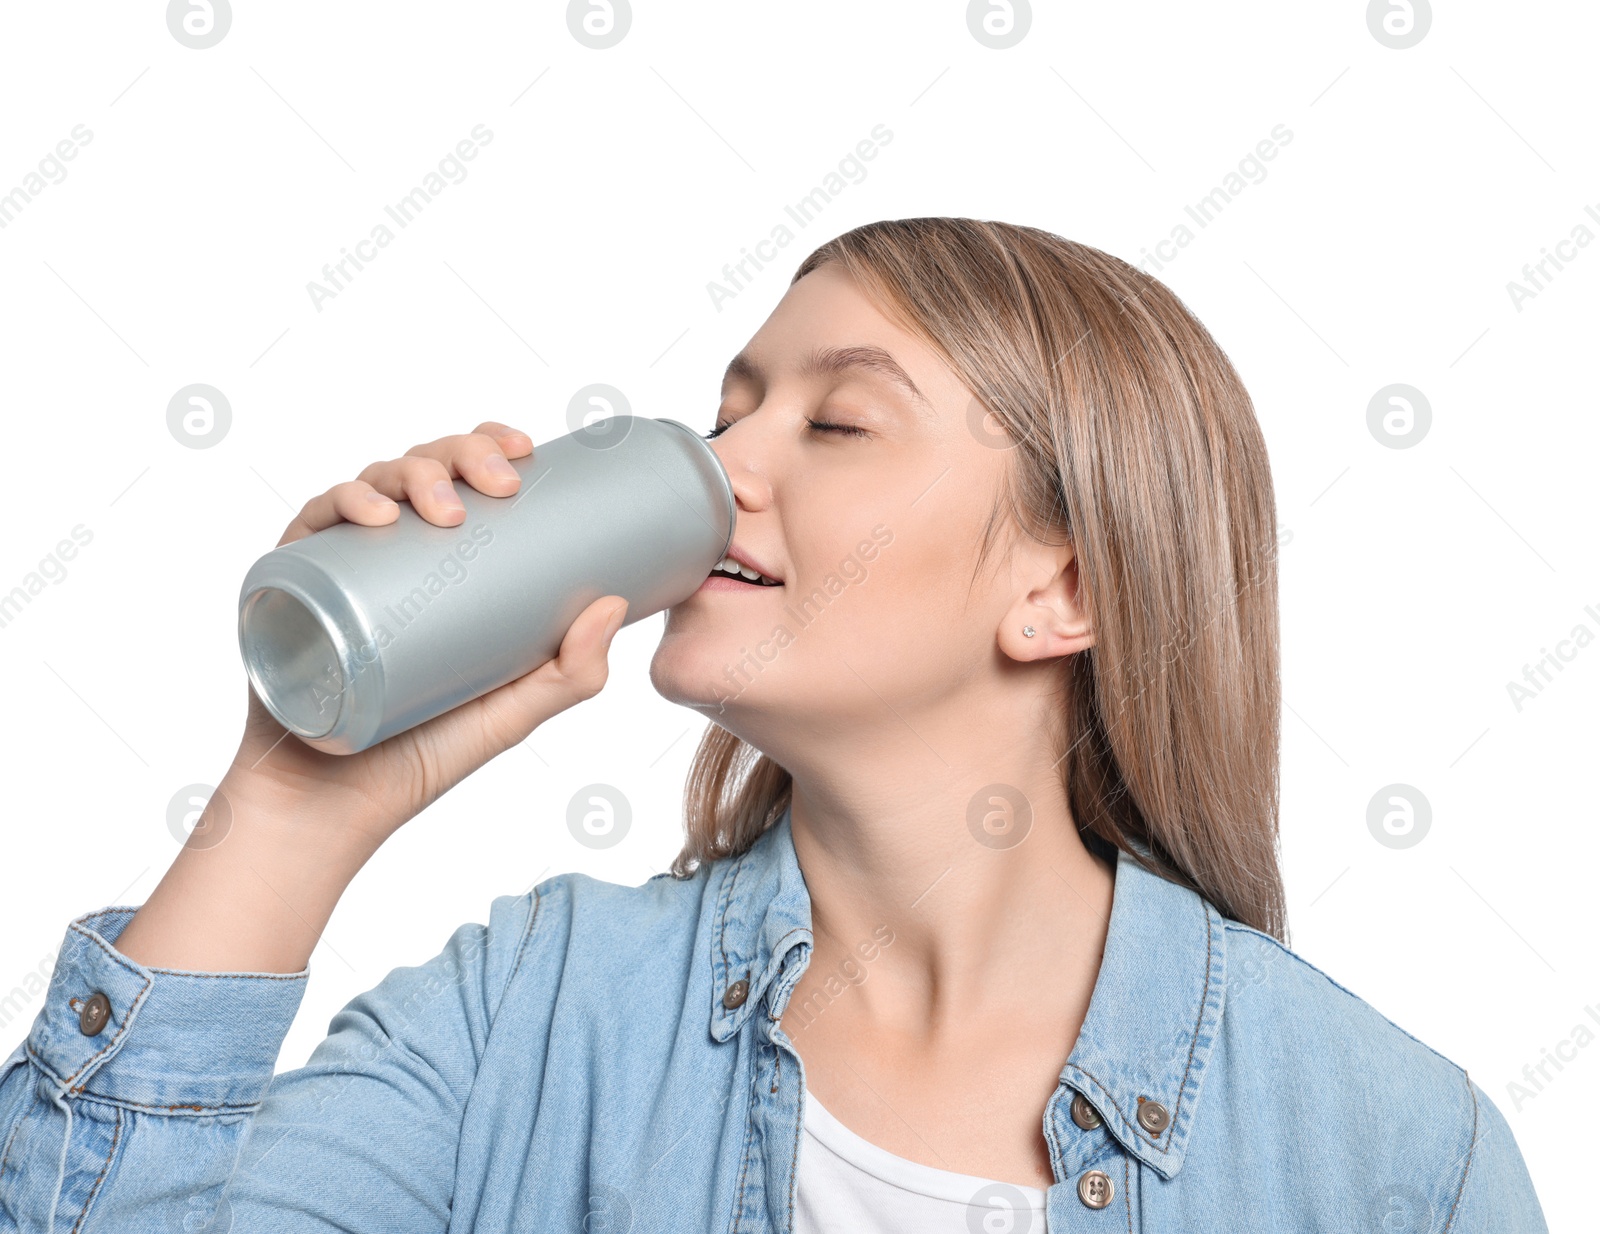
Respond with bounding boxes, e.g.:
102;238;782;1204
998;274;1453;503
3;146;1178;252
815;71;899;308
0;219;1546;1231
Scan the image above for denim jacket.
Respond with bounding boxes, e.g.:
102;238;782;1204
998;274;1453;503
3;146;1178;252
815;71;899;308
0;803;1548;1232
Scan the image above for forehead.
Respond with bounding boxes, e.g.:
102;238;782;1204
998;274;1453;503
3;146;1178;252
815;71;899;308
724;264;961;414
722;344;932;413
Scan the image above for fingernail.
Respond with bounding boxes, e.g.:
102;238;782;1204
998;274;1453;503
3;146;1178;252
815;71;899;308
363;490;395;505
484;455;518;481
433;479;465;510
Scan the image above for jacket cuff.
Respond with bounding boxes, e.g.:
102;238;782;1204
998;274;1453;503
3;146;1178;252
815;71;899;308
24;905;309;1111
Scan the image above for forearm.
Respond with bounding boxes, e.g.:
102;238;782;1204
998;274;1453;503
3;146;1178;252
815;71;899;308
0;883;526;1233
114;770;381;975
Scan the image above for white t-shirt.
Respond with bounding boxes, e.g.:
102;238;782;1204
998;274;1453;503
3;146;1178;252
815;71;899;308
795;1087;1050;1233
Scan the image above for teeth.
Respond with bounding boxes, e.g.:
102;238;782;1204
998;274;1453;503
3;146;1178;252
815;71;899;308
714;556;779;586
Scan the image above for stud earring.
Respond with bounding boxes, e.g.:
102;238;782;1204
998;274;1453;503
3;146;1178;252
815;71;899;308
1022;625;1036;638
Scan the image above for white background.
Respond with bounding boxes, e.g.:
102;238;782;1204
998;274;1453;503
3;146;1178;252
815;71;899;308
0;1;1594;1227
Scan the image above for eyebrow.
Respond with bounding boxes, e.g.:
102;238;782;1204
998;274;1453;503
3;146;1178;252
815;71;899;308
721;344;932;414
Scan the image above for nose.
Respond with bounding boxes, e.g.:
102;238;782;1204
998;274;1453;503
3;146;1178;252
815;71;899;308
708;436;771;516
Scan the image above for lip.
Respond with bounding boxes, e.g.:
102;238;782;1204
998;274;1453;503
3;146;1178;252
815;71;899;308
713;541;783;585
695;574;781;593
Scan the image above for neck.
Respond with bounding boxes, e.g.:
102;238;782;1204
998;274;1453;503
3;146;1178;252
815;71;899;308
780;716;1116;1041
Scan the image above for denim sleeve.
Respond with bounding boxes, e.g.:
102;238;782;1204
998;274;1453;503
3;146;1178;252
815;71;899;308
1447;1080;1549;1233
0;887;540;1233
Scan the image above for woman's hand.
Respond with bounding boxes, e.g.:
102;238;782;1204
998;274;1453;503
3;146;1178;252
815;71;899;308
231;420;629;853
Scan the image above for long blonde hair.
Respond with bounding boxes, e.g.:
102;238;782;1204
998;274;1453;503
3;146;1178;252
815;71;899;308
669;217;1288;943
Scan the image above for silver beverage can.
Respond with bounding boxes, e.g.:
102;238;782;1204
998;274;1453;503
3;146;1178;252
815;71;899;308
237;415;733;755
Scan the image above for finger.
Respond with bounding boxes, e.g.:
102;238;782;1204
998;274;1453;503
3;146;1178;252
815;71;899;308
280;480;399;545
403;431;527;500
275;424;532;548
470;422;534;459
356;456;466;526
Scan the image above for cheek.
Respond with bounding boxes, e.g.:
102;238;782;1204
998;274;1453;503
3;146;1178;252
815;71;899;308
798;515;983;650
786;547;989;711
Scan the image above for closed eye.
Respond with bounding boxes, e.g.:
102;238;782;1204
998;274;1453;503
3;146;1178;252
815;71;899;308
703;419;868;440
806;419;868;438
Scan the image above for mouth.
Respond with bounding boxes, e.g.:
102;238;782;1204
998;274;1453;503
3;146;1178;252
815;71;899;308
701;555;782;589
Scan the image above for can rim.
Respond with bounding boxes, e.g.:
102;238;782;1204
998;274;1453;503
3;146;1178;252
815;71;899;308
238;580;350;741
653;417;736;559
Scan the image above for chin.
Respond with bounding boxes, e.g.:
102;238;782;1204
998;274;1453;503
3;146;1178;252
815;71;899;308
648;637;736;711
648;631;772;716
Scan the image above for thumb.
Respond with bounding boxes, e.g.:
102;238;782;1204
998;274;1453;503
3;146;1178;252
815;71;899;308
396;595;634;777
553;594;629;697
494;593;629;713
601;596;629;648
474;595;631;742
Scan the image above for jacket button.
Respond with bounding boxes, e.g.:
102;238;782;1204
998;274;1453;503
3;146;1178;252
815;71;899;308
78;991;112;1037
1070;1091;1103;1130
1077;1168;1115;1209
722;978;750;1009
1137;1097;1170;1134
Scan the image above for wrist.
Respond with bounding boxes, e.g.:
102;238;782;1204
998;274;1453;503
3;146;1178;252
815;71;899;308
208;767;386;873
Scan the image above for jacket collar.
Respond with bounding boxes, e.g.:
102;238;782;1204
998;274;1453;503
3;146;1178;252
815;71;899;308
707;803;1227;1181
1056;833;1227;1180
706;804;813;1045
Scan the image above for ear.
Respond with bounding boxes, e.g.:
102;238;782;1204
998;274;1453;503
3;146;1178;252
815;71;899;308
998;538;1096;663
